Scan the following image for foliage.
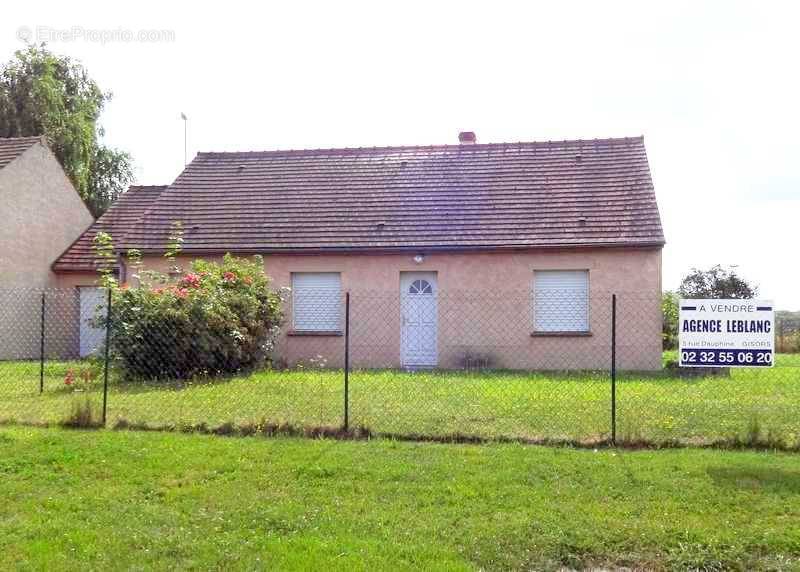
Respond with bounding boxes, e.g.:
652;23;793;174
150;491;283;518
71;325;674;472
92;231;117;287
106;254;284;380
678;265;757;299
164;220;184;270
661;291;679;350
777;330;800;353
0;43;133;217
85;145;134;215
776;311;800;353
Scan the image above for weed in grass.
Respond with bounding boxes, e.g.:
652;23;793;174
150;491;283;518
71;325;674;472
746;415;762;445
620;420;645;445
715;416;795;451
60;397;101;428
212;421;237;436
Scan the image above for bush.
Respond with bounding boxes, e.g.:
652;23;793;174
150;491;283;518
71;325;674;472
662;291;679;350
107;254;283;380
777;331;800;353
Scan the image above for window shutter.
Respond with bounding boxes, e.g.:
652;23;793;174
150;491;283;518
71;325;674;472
534;270;589;332
291;273;342;331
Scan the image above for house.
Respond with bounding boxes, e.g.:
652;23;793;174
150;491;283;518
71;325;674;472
0;137;95;358
53;133;665;370
0;137;94;288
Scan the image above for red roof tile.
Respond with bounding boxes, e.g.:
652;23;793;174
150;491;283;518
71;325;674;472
0;136;41;169
117;136;664;254
52;185;167;272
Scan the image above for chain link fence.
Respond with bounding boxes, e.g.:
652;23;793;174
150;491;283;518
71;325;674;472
0;287;797;447
777;317;800;353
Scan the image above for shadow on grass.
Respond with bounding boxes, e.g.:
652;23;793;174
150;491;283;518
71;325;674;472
4;414;800;452
109;372;254;395
108;367;344;395
708;467;800;494
350;368;610;384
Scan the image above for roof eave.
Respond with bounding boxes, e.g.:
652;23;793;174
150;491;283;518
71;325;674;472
126;240;666;257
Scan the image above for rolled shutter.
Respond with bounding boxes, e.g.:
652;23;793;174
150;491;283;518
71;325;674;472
534;270;589;332
291;273;342;331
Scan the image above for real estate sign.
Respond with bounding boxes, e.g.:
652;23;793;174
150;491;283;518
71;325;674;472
679;299;774;367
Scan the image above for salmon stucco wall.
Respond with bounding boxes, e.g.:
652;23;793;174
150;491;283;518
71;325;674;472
0;143;95;359
133;247;663;371
2;269;104;360
45;273;108;359
0;143;94;288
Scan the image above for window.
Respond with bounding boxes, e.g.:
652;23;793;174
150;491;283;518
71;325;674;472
533;270;589;332
291;272;342;331
408;279;433;294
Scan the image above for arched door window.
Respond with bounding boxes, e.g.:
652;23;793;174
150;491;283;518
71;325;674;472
408;279;433;294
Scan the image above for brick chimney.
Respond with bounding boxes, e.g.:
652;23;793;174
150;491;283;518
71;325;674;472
458;131;477;144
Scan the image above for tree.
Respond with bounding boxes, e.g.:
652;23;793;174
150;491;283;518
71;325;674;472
0;43;133;217
678;265;757;299
87;145;134;215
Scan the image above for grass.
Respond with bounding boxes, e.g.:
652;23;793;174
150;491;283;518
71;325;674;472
0;354;798;446
0;426;799;570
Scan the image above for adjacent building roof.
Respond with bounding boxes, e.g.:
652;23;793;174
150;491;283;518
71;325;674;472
0;136;42;169
118;136;663;254
52;185;167;272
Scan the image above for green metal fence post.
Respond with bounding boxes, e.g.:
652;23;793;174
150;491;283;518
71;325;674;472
611;293;617;446
39;291;45;394
102;288;112;425
343;291;350;431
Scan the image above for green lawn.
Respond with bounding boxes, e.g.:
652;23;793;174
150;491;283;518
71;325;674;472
0;355;798;446
0;426;799;570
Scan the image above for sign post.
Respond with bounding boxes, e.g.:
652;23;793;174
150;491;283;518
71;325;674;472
679;299;774;367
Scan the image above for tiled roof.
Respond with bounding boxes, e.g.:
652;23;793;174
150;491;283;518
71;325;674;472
52;185;167;272
0;136;41;169
119;136;664;254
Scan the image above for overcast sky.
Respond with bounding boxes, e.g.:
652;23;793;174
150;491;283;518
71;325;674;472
2;1;798;309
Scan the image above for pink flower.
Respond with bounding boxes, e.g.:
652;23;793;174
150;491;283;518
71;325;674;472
175;287;189;298
223;271;237;283
183;273;201;288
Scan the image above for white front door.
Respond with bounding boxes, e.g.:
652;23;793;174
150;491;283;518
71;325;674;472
79;287;106;358
400;272;438;367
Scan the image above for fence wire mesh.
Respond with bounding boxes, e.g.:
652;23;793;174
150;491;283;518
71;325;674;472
0;287;797;447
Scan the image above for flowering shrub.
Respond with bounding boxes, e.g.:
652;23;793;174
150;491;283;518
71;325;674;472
107;254;283;380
